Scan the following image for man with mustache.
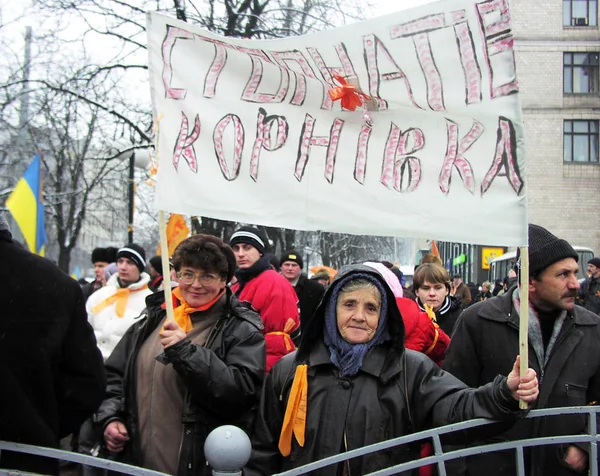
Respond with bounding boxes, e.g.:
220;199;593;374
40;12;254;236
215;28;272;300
444;224;600;476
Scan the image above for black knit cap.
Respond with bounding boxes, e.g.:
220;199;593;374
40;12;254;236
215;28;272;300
117;243;147;272
149;255;163;275
91;246;118;264
588;257;600;268
229;226;267;254
528;224;578;277
280;250;303;269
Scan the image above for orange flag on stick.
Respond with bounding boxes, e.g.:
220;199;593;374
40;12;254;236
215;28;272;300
157;214;190;257
431;240;441;258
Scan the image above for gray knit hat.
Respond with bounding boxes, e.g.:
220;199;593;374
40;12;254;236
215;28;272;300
528;224;578;277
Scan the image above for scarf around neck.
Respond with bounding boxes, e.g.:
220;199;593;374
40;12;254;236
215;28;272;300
164;286;226;333
512;287;567;369
417;295;452;315
234;254;272;295
323;273;390;377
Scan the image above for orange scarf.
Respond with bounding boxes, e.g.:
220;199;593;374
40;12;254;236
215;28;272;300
279;364;308;456
166;287;225;333
92;284;148;318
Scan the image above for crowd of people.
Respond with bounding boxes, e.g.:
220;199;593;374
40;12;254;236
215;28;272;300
3;217;600;476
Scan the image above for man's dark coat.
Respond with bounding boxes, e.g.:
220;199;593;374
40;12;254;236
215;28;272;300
444;289;600;476
0;224;106;474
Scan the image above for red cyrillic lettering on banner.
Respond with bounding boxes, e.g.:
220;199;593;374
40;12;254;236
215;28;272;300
413;33;445;111
270;50;320;106
213;114;245;181
307;45;358;110
389;16;447;111
173;112;200;172
452;11;482;105
295;115;345;183
204;44;228;98
439;119;483;194
476;0;519;99
354;126;373;184
363;34;422;111
481;117;523;195
391;13;446;37
237;47;289;103
162;26;195;100
380;125;424;193
250;108;289;181
188;33;236;98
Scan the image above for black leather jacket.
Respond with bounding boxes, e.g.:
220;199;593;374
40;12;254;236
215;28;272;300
95;288;266;476
246;265;525;476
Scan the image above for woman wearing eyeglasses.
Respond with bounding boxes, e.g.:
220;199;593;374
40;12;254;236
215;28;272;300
94;234;266;476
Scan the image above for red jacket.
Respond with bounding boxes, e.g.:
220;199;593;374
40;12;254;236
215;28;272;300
396;297;450;366
231;270;299;371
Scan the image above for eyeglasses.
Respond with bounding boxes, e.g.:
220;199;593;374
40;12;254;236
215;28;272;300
176;271;220;286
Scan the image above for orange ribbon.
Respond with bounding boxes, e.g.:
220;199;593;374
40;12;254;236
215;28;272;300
279;364;308;456
425;328;440;355
163;287;225;333
424;304;438;324
92;285;148;318
266;331;294;352
328;75;370;112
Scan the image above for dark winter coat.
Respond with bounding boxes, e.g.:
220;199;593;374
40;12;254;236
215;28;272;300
444;288;600;476
82;279;103;303
0;227;106;475
294;273;325;331
579;276;600;315
95;288;265;476
246;265;527;476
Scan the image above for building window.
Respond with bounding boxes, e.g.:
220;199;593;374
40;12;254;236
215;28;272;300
564;53;599;93
564;0;598;26
564;120;599;162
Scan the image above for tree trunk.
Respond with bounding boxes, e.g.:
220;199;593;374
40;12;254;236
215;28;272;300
58;245;71;274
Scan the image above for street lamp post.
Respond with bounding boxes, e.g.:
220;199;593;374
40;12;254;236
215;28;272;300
128;152;135;243
114;141;149;244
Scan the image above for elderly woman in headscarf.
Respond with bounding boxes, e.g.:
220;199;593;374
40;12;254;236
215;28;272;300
246;264;538;475
95;234;266;476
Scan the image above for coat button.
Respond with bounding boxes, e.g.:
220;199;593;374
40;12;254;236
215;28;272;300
185;429;191;435
341;380;351;390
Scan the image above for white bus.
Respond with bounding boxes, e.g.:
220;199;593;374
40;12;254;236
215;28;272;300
489;246;594;283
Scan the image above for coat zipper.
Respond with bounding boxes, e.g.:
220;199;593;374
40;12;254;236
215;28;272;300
177;308;227;473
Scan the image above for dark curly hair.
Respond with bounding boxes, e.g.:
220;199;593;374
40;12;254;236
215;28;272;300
171;234;237;283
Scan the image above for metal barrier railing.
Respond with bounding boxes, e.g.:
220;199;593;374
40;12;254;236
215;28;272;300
273;406;600;476
0;441;168;476
1;406;598;476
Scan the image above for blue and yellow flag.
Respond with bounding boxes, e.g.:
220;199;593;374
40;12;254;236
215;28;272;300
6;153;47;255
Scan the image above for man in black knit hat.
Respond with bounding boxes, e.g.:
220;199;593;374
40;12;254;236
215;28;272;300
443;224;600;476
578;256;600;315
280;250;325;332
229;226;299;371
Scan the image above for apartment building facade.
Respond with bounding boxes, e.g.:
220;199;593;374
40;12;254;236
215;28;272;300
512;0;600;252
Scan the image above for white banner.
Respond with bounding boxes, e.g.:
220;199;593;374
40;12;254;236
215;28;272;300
147;0;527;246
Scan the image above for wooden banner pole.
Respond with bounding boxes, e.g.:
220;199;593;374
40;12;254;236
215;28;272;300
519;245;529;410
159;210;175;323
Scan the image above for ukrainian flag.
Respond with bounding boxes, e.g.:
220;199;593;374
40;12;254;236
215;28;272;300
6;153;47;255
